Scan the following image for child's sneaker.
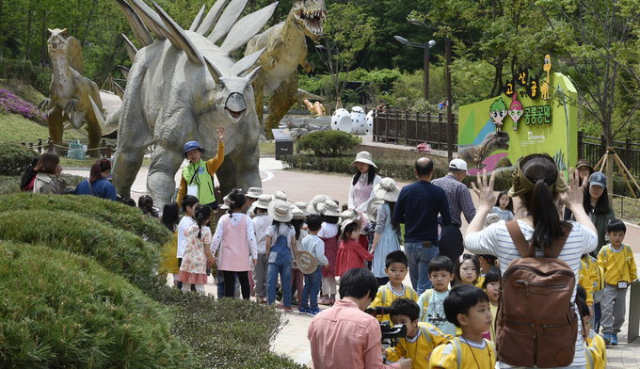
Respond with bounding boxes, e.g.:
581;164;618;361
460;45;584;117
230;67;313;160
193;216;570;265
611;334;618;345
603;334;612;345
298;306;309;314
307;308;320;316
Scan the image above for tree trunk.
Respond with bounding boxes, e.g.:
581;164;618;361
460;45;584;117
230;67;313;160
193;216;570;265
445;36;453;162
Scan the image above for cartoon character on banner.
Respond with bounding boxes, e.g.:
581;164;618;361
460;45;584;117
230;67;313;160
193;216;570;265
540;54;552;100
508;92;523;131
489;97;508;132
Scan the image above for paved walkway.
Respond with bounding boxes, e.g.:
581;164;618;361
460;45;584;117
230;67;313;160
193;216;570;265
64;156;640;368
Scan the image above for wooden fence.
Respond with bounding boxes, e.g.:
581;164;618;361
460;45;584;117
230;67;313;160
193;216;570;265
577;131;640;177
372;110;458;151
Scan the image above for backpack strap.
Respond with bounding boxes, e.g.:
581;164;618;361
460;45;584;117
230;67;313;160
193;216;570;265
506;221;572;258
451;338;462;369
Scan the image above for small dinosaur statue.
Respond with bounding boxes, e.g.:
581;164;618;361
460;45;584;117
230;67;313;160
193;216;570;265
38;28;103;157
458;131;510;170
246;0;326;138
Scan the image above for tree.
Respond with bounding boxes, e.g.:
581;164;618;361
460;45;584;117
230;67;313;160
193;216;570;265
315;2;375;105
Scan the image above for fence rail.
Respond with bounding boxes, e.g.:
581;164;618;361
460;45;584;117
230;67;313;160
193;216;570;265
372;110;458;151
577;132;640;177
19;138;116;158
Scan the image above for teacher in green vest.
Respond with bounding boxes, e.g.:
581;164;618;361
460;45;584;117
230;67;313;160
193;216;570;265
176;127;226;209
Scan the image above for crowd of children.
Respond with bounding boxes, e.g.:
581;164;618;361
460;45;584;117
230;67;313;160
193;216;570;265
153;171;635;369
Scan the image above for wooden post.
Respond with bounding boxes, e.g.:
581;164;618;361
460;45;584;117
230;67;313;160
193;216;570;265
415;112;419;145
106;144;113;159
606;147;614;194
100;139;107;157
37;139;43;153
438;113;443;149
20;142;26;147
47;139;53;152
625;138;632;170
577;131;584;159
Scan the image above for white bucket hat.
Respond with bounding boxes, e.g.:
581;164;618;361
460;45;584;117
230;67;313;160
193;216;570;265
295;201;308;215
291;205;305;220
268;200;293;222
318;200;340;217
367;198;384;223
295;250;319;274
274;190;288;201
219;194;231;210
373;177;400;202
339;208;361;229
253;194;273;210
246;187;263;199
307;195;331;215
351;151;377;168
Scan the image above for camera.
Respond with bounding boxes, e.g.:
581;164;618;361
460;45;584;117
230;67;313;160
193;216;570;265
365;306;407;347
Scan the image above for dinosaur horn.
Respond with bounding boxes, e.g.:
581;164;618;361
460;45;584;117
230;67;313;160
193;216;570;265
121;34;138;62
113;81;125;100
220;2;279;54
230;48;265;76
189;5;206;31
208;0;249;44
128;0;168;39
204;57;223;84
196;0;228;35
118;65;130;79
116;0;153;46
89;95;106;130
152;1;204;66
244;66;261;83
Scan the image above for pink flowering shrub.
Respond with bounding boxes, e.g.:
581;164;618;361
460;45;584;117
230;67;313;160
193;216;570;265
0;89;46;123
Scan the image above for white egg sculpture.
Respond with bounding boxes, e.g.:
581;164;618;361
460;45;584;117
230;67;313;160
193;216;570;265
350;106;367;135
331;108;352;133
366;110;374;135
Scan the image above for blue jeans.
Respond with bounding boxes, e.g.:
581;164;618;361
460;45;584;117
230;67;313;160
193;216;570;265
301;267;322;310
404;242;439;294
267;261;292;306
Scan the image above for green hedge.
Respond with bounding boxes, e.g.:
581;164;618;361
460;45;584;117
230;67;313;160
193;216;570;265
0;58;51;95
0;143;35;176
297;130;361;157
0;241;191;368
0;209;158;285
146;283;304;369
0;193;171;246
283;154;516;191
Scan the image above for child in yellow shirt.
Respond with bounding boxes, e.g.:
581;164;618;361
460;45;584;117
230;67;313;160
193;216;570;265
370;250;418;323
429;285;496;369
597;219;637;345
481;267;500;341
383;298;452;369
417;256;456;336
576;285;607;369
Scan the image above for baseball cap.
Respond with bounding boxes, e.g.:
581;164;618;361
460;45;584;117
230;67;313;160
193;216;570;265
449;158;468;171
589;171;607;188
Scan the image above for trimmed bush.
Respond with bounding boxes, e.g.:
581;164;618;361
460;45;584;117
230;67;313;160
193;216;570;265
0;143;35;175
297;130;361;157
147;284;304;369
0;241;192;368
0;175;20;194
0;209;158;285
0;193;171;246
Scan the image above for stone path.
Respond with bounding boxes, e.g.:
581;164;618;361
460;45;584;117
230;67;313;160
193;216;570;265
64;156;640;368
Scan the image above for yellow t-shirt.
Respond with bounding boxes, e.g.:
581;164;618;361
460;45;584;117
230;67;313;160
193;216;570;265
474;276;485;289
597;244;637;285
370;283;418;322
585;332;607;369
429;337;496;369
158;231;179;274
579;259;594;305
385;322;452;369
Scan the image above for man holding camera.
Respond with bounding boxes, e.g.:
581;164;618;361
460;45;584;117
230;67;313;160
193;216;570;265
308;268;412;369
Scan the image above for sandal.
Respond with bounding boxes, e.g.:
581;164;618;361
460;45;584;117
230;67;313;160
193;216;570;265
319;297;332;305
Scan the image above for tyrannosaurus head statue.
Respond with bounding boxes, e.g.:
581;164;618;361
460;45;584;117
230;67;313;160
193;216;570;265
291;0;326;42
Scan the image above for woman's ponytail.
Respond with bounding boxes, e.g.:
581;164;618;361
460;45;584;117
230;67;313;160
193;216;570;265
529;178;562;248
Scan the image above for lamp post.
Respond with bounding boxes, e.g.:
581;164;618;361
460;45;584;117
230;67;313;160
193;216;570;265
394;36;436;100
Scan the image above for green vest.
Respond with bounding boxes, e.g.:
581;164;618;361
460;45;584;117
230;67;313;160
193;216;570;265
182;159;216;205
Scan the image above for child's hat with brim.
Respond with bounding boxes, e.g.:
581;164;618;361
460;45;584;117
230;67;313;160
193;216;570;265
268;199;292;222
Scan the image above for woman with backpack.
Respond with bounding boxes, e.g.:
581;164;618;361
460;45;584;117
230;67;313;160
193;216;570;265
464;153;598;368
75;159;117;200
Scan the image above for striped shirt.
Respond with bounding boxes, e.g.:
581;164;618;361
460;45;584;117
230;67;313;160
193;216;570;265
432;174;476;226
465;219;597;368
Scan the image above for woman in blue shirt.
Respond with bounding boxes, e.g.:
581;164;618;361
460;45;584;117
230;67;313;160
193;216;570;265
75;158;117;200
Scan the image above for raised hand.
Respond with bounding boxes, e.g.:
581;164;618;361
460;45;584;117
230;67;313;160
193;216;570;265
559;168;585;212
471;169;496;209
217;126;226;142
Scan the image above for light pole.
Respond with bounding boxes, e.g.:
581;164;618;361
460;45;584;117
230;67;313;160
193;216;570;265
394;36;436;101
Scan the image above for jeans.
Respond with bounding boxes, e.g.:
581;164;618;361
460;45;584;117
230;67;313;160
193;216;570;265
301;267;322;310
267;261;292;306
404;242;439;294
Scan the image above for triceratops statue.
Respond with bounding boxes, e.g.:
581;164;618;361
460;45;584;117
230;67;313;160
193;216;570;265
96;0;278;208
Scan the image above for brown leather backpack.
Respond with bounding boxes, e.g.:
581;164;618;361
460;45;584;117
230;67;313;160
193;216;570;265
496;221;577;368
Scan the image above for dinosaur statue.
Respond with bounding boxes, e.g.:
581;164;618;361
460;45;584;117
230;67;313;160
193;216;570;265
38;28;103;157
245;0;326;138
458;131;510;170
92;0;277;209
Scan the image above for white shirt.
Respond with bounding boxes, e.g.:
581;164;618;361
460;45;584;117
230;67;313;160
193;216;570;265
177;215;196;258
252;214;272;254
318;222;338;238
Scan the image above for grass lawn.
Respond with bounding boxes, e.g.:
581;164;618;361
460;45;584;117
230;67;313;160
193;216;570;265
0;113;86;144
259;141;275;156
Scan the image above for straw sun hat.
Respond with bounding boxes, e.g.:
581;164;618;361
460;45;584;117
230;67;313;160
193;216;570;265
373;177;400;202
351;151;377;168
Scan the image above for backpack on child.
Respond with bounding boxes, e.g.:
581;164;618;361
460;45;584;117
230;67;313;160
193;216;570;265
497;221;577;368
